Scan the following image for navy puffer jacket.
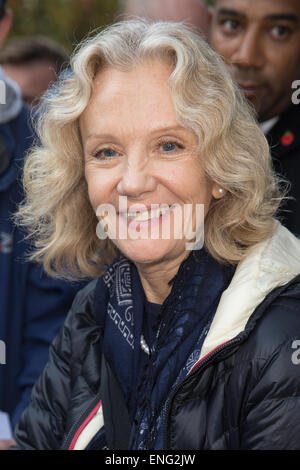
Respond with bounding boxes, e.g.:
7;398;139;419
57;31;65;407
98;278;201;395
12;224;300;450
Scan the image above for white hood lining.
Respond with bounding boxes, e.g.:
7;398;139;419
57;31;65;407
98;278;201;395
200;223;300;359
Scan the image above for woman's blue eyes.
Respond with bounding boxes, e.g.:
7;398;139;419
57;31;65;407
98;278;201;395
102;149;117;158
92;149;117;159
161;142;177;152
93;142;183;160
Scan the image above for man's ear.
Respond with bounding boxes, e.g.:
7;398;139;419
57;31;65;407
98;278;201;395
0;9;12;46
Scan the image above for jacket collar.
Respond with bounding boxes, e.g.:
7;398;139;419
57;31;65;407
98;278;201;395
200;222;300;359
260;116;279;135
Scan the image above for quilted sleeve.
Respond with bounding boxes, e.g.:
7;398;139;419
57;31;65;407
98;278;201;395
240;335;300;450
12;281;97;450
12;308;74;450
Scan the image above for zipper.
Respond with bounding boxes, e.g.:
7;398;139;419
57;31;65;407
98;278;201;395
163;335;242;449
135;255;229;449
161;273;300;448
60;393;102;450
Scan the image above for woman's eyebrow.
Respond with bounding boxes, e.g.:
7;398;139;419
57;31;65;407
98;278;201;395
85;133;116;142
84;126;188;142
148;125;188;134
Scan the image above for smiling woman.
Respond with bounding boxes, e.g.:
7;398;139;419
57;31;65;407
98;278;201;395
13;19;300;450
17;20;280;280
81;60;217;289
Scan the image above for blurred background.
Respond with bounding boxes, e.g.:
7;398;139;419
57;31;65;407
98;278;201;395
7;0;215;52
7;0;122;52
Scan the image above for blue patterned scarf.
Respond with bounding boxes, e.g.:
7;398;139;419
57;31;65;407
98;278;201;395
94;250;235;449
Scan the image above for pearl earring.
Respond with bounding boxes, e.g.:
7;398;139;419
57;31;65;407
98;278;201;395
218;188;224;194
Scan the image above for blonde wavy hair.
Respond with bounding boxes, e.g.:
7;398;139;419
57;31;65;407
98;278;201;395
16;19;284;279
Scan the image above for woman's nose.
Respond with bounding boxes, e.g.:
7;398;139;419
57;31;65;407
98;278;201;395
116;153;157;198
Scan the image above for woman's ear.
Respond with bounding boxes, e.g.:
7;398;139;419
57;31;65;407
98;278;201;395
212;183;226;199
0;9;12;46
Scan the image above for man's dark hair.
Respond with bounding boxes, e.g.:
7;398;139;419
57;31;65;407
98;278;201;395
0;35;70;73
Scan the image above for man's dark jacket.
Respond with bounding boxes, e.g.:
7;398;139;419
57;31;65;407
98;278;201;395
12;225;300;450
267;103;300;235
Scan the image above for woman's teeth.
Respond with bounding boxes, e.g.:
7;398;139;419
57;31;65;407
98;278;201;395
127;206;171;221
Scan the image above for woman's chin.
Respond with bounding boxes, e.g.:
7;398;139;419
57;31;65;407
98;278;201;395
113;238;184;266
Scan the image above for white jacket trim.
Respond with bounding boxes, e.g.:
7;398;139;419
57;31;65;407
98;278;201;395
73;405;104;450
199;222;300;360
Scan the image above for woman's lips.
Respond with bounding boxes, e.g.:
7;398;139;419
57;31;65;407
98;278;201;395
123;206;172;221
120;206;173;227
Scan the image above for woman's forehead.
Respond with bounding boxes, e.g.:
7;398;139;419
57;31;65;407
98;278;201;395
80;61;179;137
92;60;173;96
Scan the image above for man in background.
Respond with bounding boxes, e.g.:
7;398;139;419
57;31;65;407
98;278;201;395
122;0;210;37
209;0;300;234
0;35;69;107
0;0;85;449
